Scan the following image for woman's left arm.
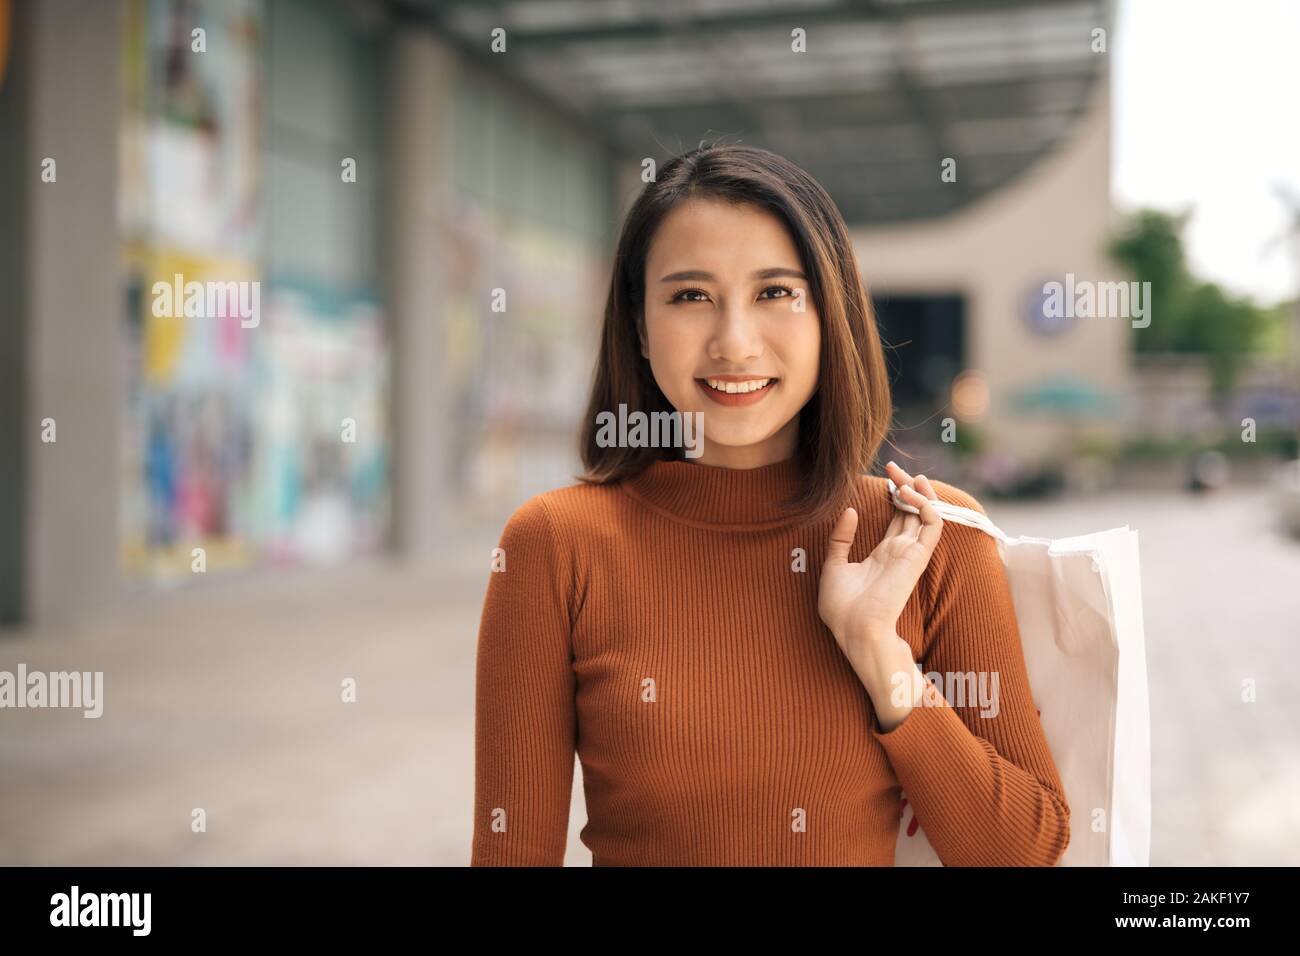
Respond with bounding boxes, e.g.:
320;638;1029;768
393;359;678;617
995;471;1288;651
820;465;1071;867
821;468;1066;868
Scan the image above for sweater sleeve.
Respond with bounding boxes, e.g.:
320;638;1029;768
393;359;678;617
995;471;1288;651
870;482;1071;867
470;495;577;866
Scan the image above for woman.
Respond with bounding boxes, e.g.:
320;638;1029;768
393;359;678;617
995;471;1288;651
471;144;1070;867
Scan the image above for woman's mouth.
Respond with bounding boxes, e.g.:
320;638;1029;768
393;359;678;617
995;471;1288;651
695;376;779;407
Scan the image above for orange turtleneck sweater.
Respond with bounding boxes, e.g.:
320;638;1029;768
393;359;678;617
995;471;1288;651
471;457;1071;866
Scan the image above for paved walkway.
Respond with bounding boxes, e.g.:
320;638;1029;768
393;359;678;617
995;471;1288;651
1;487;1297;865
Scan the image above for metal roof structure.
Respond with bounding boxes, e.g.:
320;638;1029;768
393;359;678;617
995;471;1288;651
392;0;1112;225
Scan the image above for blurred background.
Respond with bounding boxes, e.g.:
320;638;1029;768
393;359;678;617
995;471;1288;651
1;0;1297;865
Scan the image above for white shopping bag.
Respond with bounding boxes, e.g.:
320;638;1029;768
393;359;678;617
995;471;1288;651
887;485;1151;867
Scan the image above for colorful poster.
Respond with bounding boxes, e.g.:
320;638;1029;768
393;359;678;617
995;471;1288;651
121;0;262;256
119;0;391;580
256;281;390;566
440;196;607;516
120;0;264;580
120;246;260;578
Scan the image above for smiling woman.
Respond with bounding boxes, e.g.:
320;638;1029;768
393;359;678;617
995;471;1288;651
640;199;822;458
580;148;890;512
471;143;1071;867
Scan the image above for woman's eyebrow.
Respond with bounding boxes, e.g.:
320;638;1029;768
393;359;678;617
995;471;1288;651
659;267;807;282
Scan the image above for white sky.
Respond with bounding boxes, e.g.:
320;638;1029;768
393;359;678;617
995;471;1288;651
1113;0;1300;305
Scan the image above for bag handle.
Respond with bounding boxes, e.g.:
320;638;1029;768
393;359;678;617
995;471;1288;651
886;479;1011;544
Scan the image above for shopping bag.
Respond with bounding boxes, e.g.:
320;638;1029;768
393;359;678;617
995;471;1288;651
886;484;1150;866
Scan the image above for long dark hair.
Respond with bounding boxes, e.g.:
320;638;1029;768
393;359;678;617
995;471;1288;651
579;143;892;523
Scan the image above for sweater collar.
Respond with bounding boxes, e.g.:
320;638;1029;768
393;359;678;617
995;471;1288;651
620;455;810;530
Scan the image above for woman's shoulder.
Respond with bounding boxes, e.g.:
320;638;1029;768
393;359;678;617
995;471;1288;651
497;478;628;545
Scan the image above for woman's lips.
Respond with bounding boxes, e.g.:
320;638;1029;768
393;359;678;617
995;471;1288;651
695;378;779;407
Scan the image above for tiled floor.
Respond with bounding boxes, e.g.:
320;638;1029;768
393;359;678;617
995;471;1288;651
2;486;1297;865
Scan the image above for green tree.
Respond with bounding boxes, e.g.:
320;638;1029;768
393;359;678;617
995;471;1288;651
1108;209;1276;400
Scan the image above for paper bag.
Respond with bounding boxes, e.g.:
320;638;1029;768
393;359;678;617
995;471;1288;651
888;488;1150;866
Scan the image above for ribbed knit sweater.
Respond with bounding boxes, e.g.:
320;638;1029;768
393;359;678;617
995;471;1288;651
471;456;1071;866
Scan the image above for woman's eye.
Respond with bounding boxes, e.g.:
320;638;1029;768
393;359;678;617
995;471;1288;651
670;289;709;303
670;286;799;304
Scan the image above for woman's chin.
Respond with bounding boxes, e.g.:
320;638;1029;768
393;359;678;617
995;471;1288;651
700;423;782;451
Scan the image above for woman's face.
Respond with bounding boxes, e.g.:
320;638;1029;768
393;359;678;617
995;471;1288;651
641;198;821;468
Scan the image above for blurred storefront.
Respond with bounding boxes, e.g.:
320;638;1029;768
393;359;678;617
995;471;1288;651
856;73;1129;472
4;0;1133;625
4;0;617;624
118;0;391;580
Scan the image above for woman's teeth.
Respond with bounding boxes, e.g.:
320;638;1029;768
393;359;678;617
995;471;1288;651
704;378;773;394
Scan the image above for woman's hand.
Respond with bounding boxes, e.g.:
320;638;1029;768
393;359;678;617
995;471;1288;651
818;462;944;660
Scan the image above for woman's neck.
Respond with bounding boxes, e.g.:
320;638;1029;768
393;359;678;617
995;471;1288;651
622;454;809;529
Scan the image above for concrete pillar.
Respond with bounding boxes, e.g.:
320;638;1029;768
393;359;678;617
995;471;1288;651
386;29;460;562
23;0;123;625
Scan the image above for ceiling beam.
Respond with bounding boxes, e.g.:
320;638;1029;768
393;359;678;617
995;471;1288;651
422;0;1097;48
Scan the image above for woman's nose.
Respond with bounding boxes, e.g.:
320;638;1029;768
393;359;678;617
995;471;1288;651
708;304;764;363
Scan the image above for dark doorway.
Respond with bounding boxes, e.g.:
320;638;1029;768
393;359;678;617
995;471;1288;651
872;293;966;412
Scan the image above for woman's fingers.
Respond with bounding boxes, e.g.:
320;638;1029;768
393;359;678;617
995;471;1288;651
912;475;941;550
885;460;914;493
886;465;944;550
887;462;922;535
825;507;859;566
917;510;943;552
900;484;944;551
886;462;939;500
896;483;921;520
914;473;938;501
